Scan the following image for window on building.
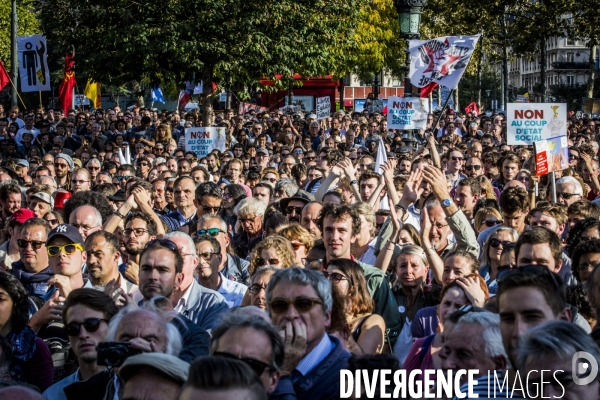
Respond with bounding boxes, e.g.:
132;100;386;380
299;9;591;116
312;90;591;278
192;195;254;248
567;38;575;46
567;75;574;85
391;77;402;87
567;52;574;62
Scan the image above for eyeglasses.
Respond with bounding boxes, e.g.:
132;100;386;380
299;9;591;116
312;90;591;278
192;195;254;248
202;205;221;213
324;271;348;283
465;165;481;171
497;265;560;289
484;220;502;227
305;156;315;161
47;243;84;257
123;228;149;237
450;156;463;161
258;258;280;266
285;206;303;215
568;154;579;160
139;162;149;167
489;238;515;249
196;228;226;237
71;224;100;233
223;193;232;200
17;239;45;250
45;219;59;225
198;251;218;261
264;177;276;183
432;223;449;230
213;352;273;376
71;179;89;184
115;175;130;181
65;318;108;337
557;192;580;199
165;187;174;192
55;163;69;168
496;264;514;273
248;284;267;295
239;216;257;223
269;296;323;314
89;166;100;171
290;242;305;251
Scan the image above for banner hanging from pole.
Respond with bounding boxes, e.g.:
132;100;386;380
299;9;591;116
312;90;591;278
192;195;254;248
17;34;51;93
408;34;480;89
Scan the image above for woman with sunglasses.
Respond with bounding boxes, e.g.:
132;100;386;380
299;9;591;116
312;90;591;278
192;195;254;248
261;168;279;185
279;224;314;267
473;206;503;235
325;259;385;355
219;184;247;234
42;211;64;230
479;227;518;294
248;235;296;276
0;271;53;391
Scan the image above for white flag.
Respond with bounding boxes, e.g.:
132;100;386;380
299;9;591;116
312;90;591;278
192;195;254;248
17;34;51;92
374;139;389;210
408;34;480;90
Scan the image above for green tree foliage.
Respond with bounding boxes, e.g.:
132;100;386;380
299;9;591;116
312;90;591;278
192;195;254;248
0;0;40;71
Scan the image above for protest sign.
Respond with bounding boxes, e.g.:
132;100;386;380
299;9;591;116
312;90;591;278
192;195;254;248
387;96;429;130
185;127;227;158
316;96;331;120
238;102;267;114
533;135;569;176
507;103;567;145
17;34;51;92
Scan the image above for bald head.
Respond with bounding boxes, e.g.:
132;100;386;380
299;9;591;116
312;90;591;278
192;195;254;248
116;310;169;354
69;205;102;240
0;386;45;400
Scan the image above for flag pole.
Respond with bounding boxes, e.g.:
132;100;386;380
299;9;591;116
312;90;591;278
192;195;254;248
39;90;42;109
431;88;455;134
5;74;26;108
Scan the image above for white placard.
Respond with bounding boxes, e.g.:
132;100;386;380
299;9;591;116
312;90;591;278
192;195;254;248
507;103;567;145
17;34;51;92
387;96;430;130
316;96;331;120
185;127;227;158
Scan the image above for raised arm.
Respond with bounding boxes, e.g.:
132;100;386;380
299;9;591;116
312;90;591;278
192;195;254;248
426;133;441;169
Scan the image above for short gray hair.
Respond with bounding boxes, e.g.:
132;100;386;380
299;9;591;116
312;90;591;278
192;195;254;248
516;320;600;372
210;313;284;371
86;159;101;168
252;266;279;283
197;213;227;233
266;267;333;314
455;311;507;361
274;179;298;198
105;306;182;357
556;176;583;196
164;231;197;257
234;197;267;218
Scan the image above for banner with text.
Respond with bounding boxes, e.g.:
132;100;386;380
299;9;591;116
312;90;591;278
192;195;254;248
533;135;569;176
316;96;331;120
185;127;227;158
507;103;567;146
387;96;430;130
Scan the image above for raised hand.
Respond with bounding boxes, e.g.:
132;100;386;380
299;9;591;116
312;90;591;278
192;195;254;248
402;168;424;205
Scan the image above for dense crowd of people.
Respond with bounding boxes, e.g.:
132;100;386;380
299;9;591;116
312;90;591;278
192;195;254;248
0;101;598;399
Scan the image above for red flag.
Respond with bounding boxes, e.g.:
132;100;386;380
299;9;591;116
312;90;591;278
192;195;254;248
420;82;438;98
0;60;10;91
464;101;479;116
58;53;76;115
179;90;191;109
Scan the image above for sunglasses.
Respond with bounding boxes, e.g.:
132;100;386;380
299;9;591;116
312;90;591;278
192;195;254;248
497;265;560;289
202;205;221;213
213;352;273;376
285;206;303;215
47;243;84;257
198;251;218;261
248;284;267;295
139;162;149;167
489;238;515;249
45;219;59;225
123;228;148;237
269;296;323;314
324;271;348;283
290;242;304;251
66;318;108;337
557;192;580;199
568;154;579;160
196;228;226;237
115;175;130;181
166;187;174;192
258;258;280;266
465;165;481;171
450;156;463;161
17;239;45;250
484;220;502;227
305;157;315;161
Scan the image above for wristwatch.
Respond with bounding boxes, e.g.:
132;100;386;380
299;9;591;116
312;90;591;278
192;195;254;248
350;180;358;185
442;198;453;207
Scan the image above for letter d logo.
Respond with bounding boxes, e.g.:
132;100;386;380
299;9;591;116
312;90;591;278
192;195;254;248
572;351;598;385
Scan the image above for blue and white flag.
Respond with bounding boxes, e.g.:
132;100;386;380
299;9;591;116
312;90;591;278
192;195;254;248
151;86;165;103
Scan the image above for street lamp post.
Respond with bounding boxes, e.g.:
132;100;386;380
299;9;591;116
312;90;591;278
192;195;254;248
394;0;427;149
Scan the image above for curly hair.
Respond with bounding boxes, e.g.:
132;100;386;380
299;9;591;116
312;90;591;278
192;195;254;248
279;224;314;253
0;271;30;332
62;191;114;224
326;258;373;317
499;186;530;214
317;203;361;237
571;237;600;282
248;235;297;276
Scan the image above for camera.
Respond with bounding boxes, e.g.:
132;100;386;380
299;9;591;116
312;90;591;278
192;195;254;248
96;342;140;367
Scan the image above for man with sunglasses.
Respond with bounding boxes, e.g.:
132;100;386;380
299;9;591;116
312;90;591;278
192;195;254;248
54;153;74;191
194;235;247;307
555;176;583;207
42;289;118;400
13;218;52;297
464;156;483;178
281;191;314;225
445;148;466;189
210;312;283;395
266;268;350;399
197;214;249;284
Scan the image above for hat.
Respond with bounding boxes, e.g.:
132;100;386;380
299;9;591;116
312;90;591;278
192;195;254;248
31;192;54;208
54;191;72;209
108;189;126;202
256;148;269;156
118;353;189;385
56;153;74;170
47;224;84;246
307;113;317;120
397;146;412;155
280;189;315;210
17;159;29;168
9;209;36;225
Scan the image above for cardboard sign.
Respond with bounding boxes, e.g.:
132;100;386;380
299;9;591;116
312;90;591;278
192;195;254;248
238;102;267;115
387;96;430;130
507;103;567;145
316;96;331;120
533;135;569;176
185;127;227;159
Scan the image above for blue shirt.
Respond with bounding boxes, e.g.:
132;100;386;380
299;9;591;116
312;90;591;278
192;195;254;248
295;334;335;376
217;273;247;307
43;370;80;400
